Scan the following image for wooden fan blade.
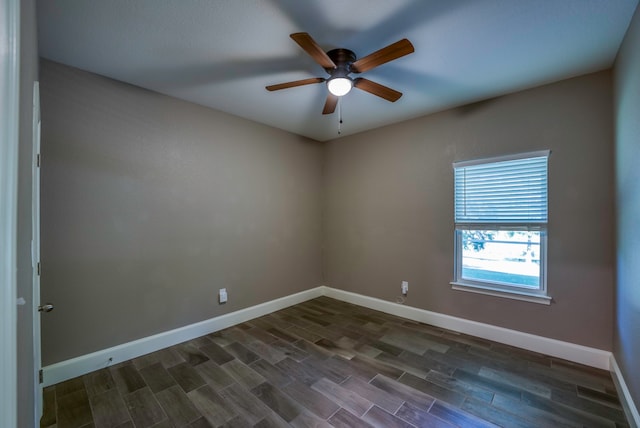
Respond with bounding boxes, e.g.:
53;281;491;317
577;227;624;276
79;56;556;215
351;39;414;73
266;77;325;91
353;78;402;102
290;33;336;70
322;94;338;115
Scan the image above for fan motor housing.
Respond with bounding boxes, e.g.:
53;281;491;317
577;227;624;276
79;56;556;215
325;48;357;74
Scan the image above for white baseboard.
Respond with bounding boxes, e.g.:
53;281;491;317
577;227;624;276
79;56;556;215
323;287;612;370
42;287;324;386
44;285;615;387
610;355;640;428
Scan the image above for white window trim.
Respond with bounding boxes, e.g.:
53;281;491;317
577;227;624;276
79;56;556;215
452;151;551;304
450;282;552;305
452;149;550;168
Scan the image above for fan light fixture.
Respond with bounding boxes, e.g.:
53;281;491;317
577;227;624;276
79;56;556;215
327;76;353;96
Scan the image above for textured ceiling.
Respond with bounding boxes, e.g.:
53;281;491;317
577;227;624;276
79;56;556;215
37;0;639;141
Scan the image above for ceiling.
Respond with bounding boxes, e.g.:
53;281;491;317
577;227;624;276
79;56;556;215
37;0;639;142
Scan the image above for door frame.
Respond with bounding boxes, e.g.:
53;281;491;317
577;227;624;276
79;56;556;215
0;0;21;426
32;80;42;423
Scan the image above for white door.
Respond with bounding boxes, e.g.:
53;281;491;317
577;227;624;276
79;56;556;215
32;80;43;422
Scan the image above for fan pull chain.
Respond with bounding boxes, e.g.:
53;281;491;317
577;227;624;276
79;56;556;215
338;97;343;135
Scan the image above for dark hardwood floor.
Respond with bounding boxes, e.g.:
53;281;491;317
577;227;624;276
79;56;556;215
41;297;629;428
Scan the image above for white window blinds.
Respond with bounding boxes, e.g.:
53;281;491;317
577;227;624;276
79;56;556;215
454;151;549;224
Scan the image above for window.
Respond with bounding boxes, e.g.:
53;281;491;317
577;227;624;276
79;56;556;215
451;151;550;304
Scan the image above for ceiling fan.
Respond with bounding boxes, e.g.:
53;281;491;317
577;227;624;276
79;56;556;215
266;33;414;114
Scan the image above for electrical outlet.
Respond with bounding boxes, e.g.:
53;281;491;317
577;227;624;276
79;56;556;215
219;288;228;304
401;281;408;296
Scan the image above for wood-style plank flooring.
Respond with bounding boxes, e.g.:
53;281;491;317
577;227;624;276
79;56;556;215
41;297;629;427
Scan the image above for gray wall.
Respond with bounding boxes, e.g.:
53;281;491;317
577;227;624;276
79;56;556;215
614;2;640;412
17;0;39;426
40;60;617;367
40;60;324;365
324;71;615;350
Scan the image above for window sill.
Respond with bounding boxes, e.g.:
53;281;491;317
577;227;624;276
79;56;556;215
450;282;552;305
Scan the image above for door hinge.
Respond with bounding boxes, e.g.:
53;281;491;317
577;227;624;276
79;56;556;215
36;153;41;167
39;369;43;384
37;262;41;276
